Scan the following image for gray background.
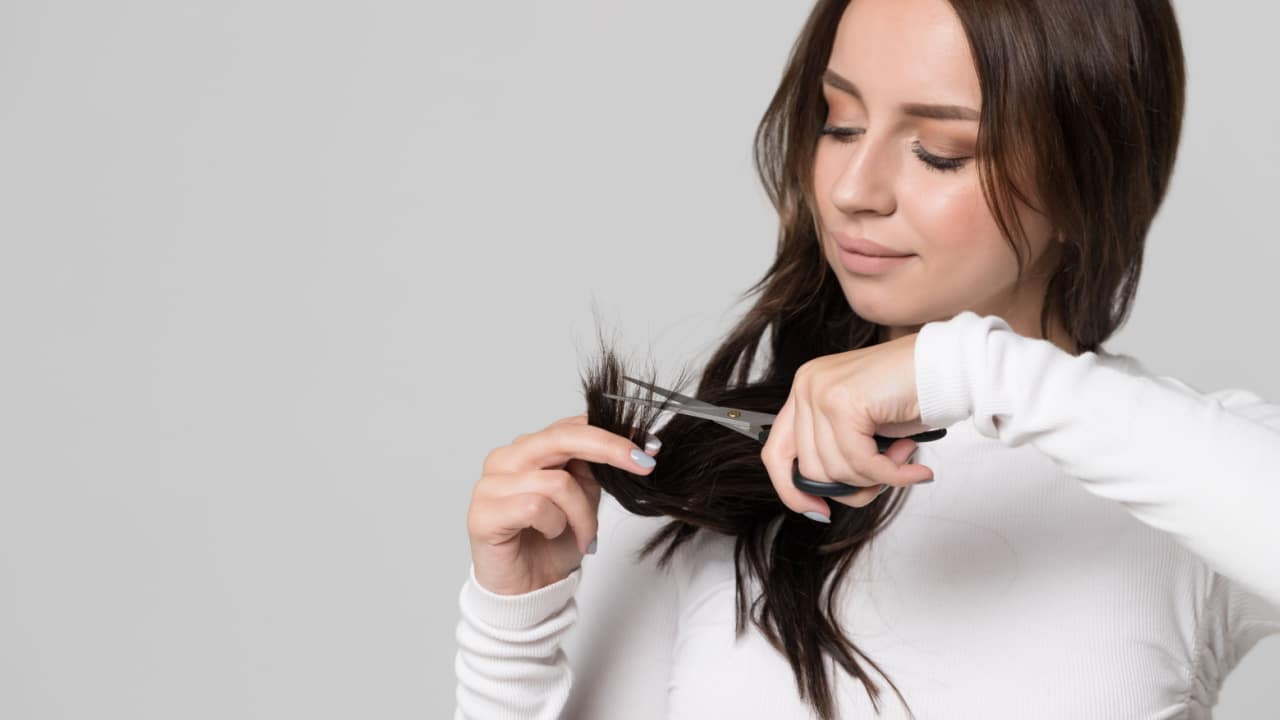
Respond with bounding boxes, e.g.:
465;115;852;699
0;1;1274;717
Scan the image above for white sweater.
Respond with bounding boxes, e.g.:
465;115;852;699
454;311;1280;719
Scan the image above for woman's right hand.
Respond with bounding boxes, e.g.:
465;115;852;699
467;412;660;596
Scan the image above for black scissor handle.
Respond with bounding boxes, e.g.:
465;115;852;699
757;427;947;498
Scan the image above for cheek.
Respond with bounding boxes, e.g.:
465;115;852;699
907;177;1015;277
812;154;839;200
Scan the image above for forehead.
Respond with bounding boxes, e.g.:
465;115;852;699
827;0;980;110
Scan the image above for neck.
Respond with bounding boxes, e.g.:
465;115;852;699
880;289;1080;357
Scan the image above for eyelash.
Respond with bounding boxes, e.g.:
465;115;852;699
818;125;969;173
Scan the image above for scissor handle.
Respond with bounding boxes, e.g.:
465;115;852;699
756;427;947;498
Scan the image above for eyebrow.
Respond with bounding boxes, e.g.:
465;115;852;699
821;68;980;122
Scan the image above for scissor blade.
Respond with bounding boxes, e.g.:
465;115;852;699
601;392;754;433
620;375;717;411
617;376;777;427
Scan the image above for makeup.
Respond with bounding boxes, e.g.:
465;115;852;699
838;249;915;274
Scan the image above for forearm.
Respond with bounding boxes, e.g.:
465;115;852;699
914;311;1280;604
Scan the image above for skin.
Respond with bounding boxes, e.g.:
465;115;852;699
471;0;1092;590
762;0;1081;517
468;413;660;595
815;0;1076;354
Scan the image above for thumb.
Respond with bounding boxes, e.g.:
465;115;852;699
882;437;918;465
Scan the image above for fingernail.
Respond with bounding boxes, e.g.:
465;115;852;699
586;536;597;554
918;476;935;484
802;511;831;524
630;448;656;468
644;433;662;453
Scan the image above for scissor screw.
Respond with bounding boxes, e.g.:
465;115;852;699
727;410;740;419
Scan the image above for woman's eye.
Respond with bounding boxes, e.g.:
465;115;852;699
818;125;863;143
818;125;970;173
912;141;968;173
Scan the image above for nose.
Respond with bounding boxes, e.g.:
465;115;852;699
828;130;898;217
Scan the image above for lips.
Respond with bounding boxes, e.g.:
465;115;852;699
833;232;912;257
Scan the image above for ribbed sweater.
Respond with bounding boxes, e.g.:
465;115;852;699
455;310;1280;719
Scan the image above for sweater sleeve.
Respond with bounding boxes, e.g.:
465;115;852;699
913;310;1280;613
453;562;582;720
453;496;681;720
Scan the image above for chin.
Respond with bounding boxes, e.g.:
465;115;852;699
847;300;903;327
840;285;900;321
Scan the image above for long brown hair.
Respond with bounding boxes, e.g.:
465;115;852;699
582;1;1185;717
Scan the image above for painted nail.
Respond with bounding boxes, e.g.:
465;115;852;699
586;536;597;555
644;434;662;453
630;448;656;468
803;510;831;524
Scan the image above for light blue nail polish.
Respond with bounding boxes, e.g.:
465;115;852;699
803;511;831;524
586;537;597;555
631;448;656;468
644;434;662;453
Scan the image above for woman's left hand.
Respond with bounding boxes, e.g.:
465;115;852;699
760;332;937;517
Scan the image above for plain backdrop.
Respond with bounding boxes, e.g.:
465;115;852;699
0;1;1275;717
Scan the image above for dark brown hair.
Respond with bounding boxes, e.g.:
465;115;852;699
581;1;1185;717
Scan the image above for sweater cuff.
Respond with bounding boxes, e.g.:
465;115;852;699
914;313;979;428
461;563;583;630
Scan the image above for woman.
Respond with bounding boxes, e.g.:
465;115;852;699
456;0;1280;717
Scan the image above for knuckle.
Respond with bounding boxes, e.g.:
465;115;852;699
848;453;872;477
481;446;504;474
548;469;575;494
818;384;850;413
519;495;550;521
547;423;573;445
797;457;821;482
794;362;811;382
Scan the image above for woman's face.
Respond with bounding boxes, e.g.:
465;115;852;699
814;0;1060;341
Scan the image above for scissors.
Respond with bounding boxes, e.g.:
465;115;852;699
603;375;947;498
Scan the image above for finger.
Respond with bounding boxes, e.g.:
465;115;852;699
882;437;918;465
829;439;917;509
794;389;827;485
830;483;889;509
488;423;657;476
557;412;658;455
484;492;570;547
884;435;933;482
481;469;599;554
814;409;875;490
565;458;603;510
761;392;831;517
812;409;851;483
640;430;662;455
624;426;663;455
849;434;934;487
